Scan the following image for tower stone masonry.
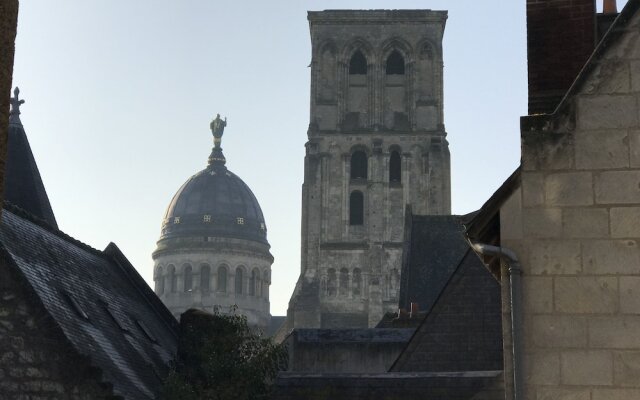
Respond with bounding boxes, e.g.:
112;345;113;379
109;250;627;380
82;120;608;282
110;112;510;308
287;10;451;329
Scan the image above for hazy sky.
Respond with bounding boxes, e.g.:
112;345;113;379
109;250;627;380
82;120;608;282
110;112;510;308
11;0;623;315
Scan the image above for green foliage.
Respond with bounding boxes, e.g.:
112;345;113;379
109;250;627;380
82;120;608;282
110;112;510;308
161;308;287;400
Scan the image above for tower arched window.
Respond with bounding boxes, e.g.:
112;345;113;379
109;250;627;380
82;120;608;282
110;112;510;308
350;151;368;180
327;269;337;297
386;50;405;75
339;268;349;296
350;191;364;226
200;264;210;293
183;264;193;292
217;265;227;292
390;151;401;182
155;266;164;295
235;267;244;294
352;268;362;297
349;50;367;75
168;265;177;293
249;269;257;296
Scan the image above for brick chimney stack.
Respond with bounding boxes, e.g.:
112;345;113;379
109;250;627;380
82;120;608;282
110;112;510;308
603;0;618;13
526;0;596;115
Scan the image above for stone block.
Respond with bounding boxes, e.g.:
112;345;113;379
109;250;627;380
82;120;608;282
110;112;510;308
525;351;560;385
611;207;640;238
621;277;640;314
536;387;590;400
545;173;593;207
554;277;617;314
582;240;640;274
529;240;581;275
614;351;640;387
523;208;562;238
592;389;640;400
595;171;640;204
562;208;609;238
631;131;640;168
523;277;553;313
589;316;640;348
501;189;523;240
575;130;629;169
632;61;640;93
578;95;638;130
530;315;587;348
561;350;613;385
522;173;545;207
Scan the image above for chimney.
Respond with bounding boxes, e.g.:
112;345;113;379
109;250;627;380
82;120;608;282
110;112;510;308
598;0;619;41
410;302;419;318
527;0;596;114
603;0;617;14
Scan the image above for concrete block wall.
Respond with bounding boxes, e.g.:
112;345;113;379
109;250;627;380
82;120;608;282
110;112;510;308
500;8;640;399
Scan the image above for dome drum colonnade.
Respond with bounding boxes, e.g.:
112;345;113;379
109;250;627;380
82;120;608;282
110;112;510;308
152;115;273;329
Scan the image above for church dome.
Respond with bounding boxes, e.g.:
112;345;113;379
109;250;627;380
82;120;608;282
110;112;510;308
159;118;268;245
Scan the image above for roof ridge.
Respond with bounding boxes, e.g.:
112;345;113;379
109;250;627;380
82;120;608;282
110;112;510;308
3;202;104;258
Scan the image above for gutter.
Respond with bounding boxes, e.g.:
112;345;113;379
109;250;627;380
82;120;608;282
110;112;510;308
468;242;523;400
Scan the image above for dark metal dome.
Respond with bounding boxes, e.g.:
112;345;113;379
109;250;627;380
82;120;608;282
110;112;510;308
160;162;268;244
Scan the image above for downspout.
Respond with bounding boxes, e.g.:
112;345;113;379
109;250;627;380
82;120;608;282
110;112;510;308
469;242;523;400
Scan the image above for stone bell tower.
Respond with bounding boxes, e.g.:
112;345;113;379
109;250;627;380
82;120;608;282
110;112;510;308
287;9;450;329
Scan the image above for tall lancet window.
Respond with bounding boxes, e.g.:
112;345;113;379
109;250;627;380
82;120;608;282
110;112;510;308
350;191;364;226
200;264;210;293
183;264;193;292
351;151;368;180
349;51;367;75
386;50;405;75
390;151;401;182
235;267;244;294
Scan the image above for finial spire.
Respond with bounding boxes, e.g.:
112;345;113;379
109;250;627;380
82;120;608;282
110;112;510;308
208;114;228;167
9;87;25;125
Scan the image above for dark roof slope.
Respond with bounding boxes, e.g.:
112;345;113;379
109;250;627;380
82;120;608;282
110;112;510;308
391;249;502;373
0;205;178;399
399;214;471;312
4;119;57;228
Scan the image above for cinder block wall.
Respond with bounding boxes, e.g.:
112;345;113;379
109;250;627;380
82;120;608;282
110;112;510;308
500;7;640;399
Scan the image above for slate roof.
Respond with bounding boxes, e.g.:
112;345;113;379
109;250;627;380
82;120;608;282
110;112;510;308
398;213;471;312
268;315;286;337
391;249;503;373
4;114;58;228
0;204;179;399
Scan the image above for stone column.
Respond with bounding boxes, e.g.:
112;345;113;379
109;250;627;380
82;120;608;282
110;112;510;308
0;0;19;217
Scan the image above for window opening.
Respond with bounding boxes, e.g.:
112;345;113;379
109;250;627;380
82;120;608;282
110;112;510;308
390;151;402;182
350;151;368;180
184;265;193;292
386;50;405;75
350;191;364;225
349;51;367;75
201;265;211;292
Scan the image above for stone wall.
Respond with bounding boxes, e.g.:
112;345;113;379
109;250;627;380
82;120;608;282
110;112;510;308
289;10;451;330
0;257;116;400
154;238;272;329
284;328;414;373
499;6;640;399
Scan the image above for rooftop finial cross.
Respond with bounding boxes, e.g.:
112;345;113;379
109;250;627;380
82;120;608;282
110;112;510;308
9;87;25;122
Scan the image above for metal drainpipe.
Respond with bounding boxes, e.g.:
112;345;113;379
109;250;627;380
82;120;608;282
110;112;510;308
469;242;523;400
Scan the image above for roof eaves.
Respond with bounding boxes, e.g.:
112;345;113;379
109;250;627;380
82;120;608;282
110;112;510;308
463;167;521;242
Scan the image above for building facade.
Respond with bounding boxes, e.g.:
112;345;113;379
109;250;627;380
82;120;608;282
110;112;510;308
287;10;451;329
152;119;273;329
